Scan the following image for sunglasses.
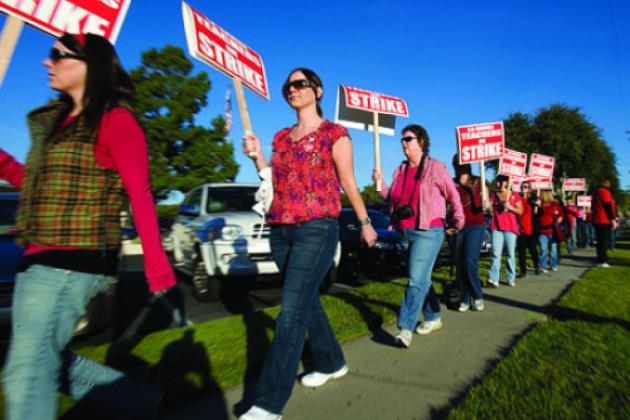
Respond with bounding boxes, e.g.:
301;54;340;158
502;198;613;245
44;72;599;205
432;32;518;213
401;136;417;143
283;79;314;96
49;48;84;63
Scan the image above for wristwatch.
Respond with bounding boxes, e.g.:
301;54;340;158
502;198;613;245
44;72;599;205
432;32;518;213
359;217;371;226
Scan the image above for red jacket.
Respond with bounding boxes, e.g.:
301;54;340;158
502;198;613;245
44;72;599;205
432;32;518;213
592;187;616;225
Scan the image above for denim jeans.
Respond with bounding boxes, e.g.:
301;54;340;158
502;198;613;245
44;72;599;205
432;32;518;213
566;224;577;253
538;234;558;269
254;218;344;414
456;225;485;304
398;227;444;331
488;230;517;284
3;264;122;420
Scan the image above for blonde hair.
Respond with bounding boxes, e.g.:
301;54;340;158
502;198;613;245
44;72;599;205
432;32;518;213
540;190;555;203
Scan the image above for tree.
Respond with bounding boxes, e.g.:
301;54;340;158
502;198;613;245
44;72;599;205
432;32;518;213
129;45;239;193
497;104;619;193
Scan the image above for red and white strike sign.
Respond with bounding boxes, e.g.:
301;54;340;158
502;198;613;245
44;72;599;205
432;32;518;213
562;178;586;192
456;121;504;164
528;153;555;178
0;0;131;43
499;148;527;178
529;177;553;191
182;2;268;99
577;196;592;208
341;85;408;117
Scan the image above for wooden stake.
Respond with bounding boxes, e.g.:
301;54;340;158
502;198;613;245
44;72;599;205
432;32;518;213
0;17;24;89
480;161;486;206
373;112;381;192
233;78;256;159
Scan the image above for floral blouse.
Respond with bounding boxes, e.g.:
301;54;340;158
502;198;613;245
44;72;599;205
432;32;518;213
267;120;348;224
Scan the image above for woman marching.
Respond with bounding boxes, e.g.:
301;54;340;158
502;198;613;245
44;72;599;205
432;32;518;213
0;33;175;419
487;175;523;287
240;68;377;419
373;125;464;348
537;190;564;271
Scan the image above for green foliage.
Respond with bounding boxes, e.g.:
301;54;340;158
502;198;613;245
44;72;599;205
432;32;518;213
340;184;385;208
156;204;180;219
129;45;239;193
497;104;619;193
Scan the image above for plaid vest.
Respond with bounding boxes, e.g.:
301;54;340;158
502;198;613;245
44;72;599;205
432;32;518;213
16;101;124;249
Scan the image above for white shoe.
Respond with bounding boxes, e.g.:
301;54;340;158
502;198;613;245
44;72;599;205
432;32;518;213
239;405;282;420
552;267;559;271
415;319;443;335
395;329;413;348
472;299;485;311
488;280;499;288
458;302;470;312
300;365;349;387
597;263;610;268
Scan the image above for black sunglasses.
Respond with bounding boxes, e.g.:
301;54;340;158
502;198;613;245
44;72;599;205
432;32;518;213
401;136;417;143
283;79;314;96
49;48;84;63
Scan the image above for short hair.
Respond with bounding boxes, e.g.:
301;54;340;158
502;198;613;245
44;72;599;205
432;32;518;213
401;124;430;153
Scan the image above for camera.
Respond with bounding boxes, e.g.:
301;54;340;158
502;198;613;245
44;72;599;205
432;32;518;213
392;204;415;222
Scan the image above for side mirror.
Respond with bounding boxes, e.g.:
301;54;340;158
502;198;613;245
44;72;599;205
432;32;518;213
179;204;200;217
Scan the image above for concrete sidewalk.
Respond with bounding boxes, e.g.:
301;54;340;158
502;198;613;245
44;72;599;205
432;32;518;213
161;249;596;420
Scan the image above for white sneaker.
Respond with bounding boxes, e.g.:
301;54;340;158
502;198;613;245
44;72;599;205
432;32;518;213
488;280;499;288
598;263;610;268
300;365;349;387
415;319;443;335
458;302;470;312
239;405;282;420
540;268;549;274
472;299;485;311
552;267;559;271
395;329;413;348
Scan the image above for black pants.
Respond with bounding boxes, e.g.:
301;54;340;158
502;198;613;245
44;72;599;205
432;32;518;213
594;223;611;264
517;234;539;274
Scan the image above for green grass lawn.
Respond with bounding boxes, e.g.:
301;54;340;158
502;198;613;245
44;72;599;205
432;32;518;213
448;238;630;419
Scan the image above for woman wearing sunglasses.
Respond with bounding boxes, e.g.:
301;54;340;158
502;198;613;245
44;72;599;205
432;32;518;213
0;33;174;419
372;125;464;348
241;68;377;419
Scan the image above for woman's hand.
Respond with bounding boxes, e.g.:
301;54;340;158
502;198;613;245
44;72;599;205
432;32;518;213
361;224;378;248
242;134;262;159
372;168;382;183
152;286;172;298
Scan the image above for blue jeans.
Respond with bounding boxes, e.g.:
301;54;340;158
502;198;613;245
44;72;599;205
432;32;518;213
566;224;577;253
254;218;344;414
456;225;485;304
488;230;517;284
538;234;558;269
398;227;444;331
3;265;122;420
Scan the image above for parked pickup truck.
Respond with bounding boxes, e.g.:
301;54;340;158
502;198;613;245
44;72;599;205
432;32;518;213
170;183;340;302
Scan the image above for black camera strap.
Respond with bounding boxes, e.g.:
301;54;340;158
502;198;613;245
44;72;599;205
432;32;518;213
396;153;428;209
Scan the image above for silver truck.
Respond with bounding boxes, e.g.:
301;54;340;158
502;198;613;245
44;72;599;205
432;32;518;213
170;183;340;301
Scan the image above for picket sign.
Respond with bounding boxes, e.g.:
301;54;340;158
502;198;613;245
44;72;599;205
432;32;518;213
182;1;268;158
562;178;586;192
456;121;505;205
499;148;527;193
336;85;408;192
0;0;131;88
528;153;555;195
577;195;591;208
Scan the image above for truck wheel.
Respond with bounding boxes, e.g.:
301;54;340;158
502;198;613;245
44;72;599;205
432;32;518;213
191;259;221;302
320;265;338;293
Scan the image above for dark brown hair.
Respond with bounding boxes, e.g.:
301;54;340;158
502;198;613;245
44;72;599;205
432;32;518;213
282;67;323;117
401;124;430;153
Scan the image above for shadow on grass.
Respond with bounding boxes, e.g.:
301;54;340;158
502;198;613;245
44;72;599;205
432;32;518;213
548;305;630;331
335;292;400;348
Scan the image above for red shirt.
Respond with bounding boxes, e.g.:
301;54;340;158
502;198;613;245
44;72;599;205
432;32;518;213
490;192;520;234
0;107;175;292
519;197;534;235
454;178;484;228
539;201;562;235
592;187;616;224
267;120;346;224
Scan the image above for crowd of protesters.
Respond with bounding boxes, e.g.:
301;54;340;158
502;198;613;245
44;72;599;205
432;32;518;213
0;32;623;420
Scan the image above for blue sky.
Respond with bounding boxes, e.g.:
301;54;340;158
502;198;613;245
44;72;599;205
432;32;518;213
1;0;629;196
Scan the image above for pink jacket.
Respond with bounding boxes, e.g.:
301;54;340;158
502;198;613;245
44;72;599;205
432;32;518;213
379;156;465;231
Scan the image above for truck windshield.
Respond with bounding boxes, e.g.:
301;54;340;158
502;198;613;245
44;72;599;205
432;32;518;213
206;187;258;213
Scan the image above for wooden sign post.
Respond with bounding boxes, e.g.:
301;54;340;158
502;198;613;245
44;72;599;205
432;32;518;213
0;16;23;88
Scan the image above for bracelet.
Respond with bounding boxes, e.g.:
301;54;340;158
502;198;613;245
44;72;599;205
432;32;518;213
359;217;371;226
